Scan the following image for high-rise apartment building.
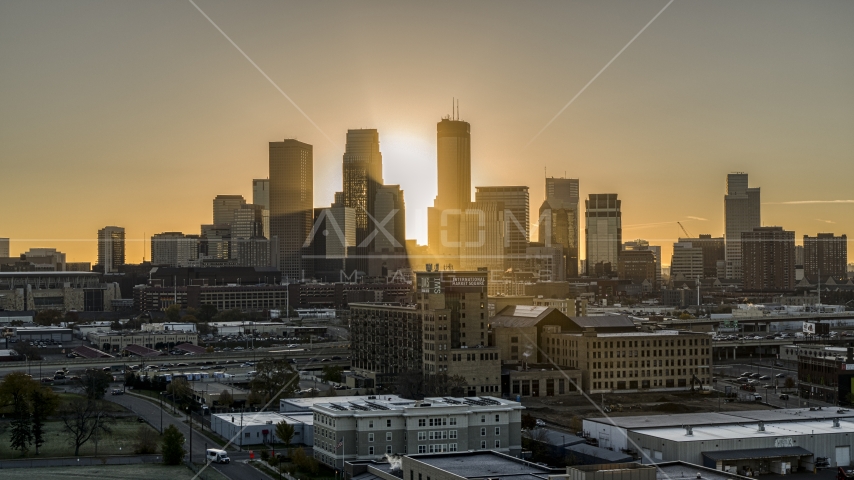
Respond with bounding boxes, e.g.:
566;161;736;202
724;173;761;279
0;238;9;258
269;139;313;281
252;179;271;240
475;186;529;270
742;227;795;291
623;239;661;288
585;194;621;276
539;177;580;278
342;129;384;247
804;233;848;278
676;235;725;279
97;226;126;273
151;232;199;267
617;249;657;286
213;195;246;226
200;224;231;261
428;117;472;266
669;242;704;281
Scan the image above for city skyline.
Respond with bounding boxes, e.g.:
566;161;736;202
2;1;853;266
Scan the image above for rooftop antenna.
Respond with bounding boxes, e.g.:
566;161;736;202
143;231;146;263
452;97;454;119
456;99;459;120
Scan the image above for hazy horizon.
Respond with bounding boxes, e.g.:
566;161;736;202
2;0;852;267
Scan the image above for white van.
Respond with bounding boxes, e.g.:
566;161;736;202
206;448;230;464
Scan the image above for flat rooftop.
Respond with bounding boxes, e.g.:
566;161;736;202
212;411;309;427
410;451;562;479
656;461;752;480
586;407;854;430
282;395;406;411
638;418;854;443
313;396;519;413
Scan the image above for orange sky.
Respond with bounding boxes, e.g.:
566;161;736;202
1;1;852;267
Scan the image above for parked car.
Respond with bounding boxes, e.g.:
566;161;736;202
779;394;789;400
775;373;786;378
759;375;771;380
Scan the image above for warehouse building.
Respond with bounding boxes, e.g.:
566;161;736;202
211;411;313;448
583;408;854;475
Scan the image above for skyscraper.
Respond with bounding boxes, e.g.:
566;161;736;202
623;239;661;288
742;227;795;291
724;173;761;279
253;179;271;239
270;139;313;281
669;241;704;281
804;233;848;279
151;232;198;267
97;226;125;273
539;177;580;278
342;129;383;247
676;234;725;279
0;238;9;258
428;117;471;265
373;185;406;253
212;195;246;226
585;194;621;276
475;186;529;270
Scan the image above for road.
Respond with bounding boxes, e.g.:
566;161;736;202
711;361;837;409
105;391;271;480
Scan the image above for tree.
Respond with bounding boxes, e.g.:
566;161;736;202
9;397;32;456
134;426;159;454
167;378;193;409
218;389;234;408
165;304;181;322
249;357;299;404
30;386;60;455
0;371;38;410
521;413;537;430
161;425;186;465
59;397;114;456
76;369;112;400
182;314;198;324
275;420;295;449
784;377;795;389
196;304;218;322
34;310;62;326
321;365;343;383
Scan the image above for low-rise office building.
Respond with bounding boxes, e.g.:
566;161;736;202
311;395;523;471
211;411;313;448
87;331;198;352
542;327;712;393
0;272;120;312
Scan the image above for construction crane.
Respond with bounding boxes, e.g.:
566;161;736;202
677;221;691;238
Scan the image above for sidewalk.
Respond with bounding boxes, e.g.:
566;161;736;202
0;454;160;469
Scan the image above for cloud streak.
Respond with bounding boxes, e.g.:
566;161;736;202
816;219;836;224
765;200;854;205
686;216;707;221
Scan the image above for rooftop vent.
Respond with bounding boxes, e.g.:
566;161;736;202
685;426;693;436
758;422;765;432
833;418;841;428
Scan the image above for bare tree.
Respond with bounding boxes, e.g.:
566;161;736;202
59;398;115;456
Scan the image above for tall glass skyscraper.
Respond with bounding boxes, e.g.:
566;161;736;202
724;173;761;279
585;194;621;277
97;226;125;273
342;129;383;247
428;117;471;267
270;139;313;282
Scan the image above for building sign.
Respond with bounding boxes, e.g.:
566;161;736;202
775;438;794;448
803;322;816;334
844;364;854;371
418;272;488;294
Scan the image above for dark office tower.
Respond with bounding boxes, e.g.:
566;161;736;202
213;195;246;226
724;173;761;279
676;234;725;279
539;177;580;278
97;226;125;273
742;227;795;291
585;194;621;277
342;129;383;248
476;186;529;270
804;233;848;278
269;139;313;282
428;117;471;265
368;185;407;277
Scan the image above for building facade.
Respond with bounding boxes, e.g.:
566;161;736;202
742;227;795;291
428;117;472;267
475;186;529;271
97;226;125;273
724;173;761;279
670;242;704;281
804;233;848;279
585;194;621;276
678;235;725;279
269;139;313;281
311;396;523;470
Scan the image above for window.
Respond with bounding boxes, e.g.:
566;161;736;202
387;419;392;428
495;414;500;422
495;427;500;435
449;430;457;439
386;445;392;454
245;432;250;438
480;441;486;449
368;433;374;442
418;445;426;454
418;431;427;441
369;420;374;429
418;419;426;427
481;415;486;423
481;427;486;436
449;417;457;425
495;440;500;448
386;432;392;441
449;443;457;452
369;446;374;455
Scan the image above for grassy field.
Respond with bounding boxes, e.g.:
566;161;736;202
0;417;161;459
0;464;217;480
